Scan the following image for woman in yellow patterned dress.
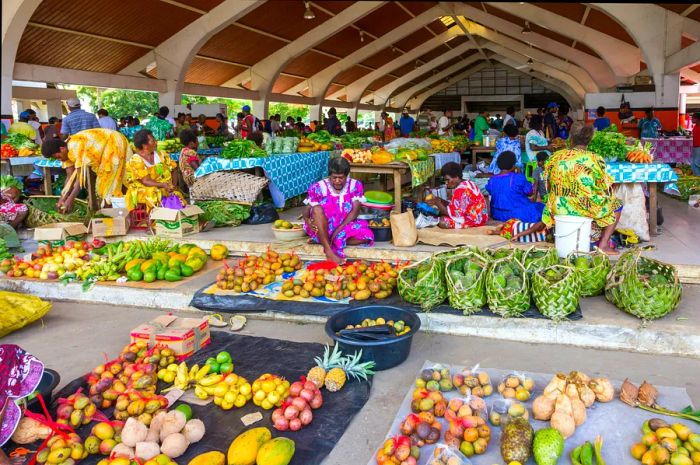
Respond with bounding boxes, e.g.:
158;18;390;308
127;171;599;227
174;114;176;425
124;129;184;211
41;128;130;212
542;125;622;254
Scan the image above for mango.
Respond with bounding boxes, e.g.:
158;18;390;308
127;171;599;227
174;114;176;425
689;434;700;451
47;448;71;464
187;451;225;465
256;437;295;465
658;428;678;440
670;452;693;465
227;427;272;465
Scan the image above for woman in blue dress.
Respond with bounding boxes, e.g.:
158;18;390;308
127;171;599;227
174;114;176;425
485;151;544;223
489;124;522;174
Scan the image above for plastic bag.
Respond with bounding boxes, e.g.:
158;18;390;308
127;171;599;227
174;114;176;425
427;444;473;465
243;203;279;225
416;213;439;229
490;398;529;427
452;365;494;398
497;372;535;400
0;291;52;337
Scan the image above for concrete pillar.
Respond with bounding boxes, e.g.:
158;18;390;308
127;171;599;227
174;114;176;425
309;105;321;123
46;99;64;119
251;97;268;119
158;80;180;113
347;107;358;122
679;93;687;129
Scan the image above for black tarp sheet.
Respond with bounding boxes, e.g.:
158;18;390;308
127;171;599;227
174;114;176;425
190;286;583;321
3;332;371;465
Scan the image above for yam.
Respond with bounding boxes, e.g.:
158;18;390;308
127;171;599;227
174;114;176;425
565;382;580;400
571;397;587;426
532;395;556;421
182;419;205;444
111;444;135;459
551;411;576;439
11;417;52;444
122;417;148;447
160;410;187;442
160;433;189;458
554;393;573;417
578;384;596;407
135;442;161;460
590;378;614;403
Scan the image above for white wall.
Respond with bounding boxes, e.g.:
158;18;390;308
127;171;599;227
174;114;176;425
584;92;656;110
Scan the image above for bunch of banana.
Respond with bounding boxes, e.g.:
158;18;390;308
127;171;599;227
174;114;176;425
193;372;226;400
163;362;214;392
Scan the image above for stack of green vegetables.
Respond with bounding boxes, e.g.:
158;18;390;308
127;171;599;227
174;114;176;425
267;137;299;155
221;140;268;159
205;135;225;148
196;201;250;227
3;133;38;150
307;130;333;144
587;130;628;162
339;131;380;149
0;238;13;261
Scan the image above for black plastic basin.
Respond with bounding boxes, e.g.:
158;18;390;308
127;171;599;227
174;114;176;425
325;305;421;371
370;226;392;242
25;369;61;413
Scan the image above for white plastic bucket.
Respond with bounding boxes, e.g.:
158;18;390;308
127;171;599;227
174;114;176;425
553;215;593;258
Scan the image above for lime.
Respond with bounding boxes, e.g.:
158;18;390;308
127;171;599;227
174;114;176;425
216;351;232;364
219;362;234;374
174;404;192;420
205;357;217;365
206;360;220;373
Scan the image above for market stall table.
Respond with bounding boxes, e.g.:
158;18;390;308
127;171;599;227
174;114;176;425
33;157;98;210
349;158;435;212
468;145;496;169
641;137;692;164
1;156;41;177
168;147;223;162
606;162;679;236
195;151;331;208
429;151;461;172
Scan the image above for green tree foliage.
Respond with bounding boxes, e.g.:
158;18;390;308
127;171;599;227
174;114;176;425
268;103;309;121
76;86;158;118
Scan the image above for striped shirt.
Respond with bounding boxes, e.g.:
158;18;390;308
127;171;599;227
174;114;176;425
61;109;100;136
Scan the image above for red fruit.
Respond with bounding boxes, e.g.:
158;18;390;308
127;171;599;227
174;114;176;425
284;405;299;420
309;393;323;409
272;408;284;424
289;382;303;397
273;417;289;431
299;389;314;402
299;408;313;426
395;444;410;461
303;380;318;392
395;435;411;448
289;418;302;431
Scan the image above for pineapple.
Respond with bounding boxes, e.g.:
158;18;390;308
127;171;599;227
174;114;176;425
307;344;343;388
324;349;376;392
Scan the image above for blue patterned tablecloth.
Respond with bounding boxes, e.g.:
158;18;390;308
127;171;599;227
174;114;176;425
430;152;461;172
194;151;331;207
606;162;679;195
34;158;61;168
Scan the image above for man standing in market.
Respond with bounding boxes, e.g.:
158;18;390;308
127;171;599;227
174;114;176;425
324;108;344;136
543;102;559;140
25;109;44;145
638;108;662;139
60;98;100;138
472;109;490;145
8;111;36;140
438;109;453;137
399;109;415;137
240;105;256;139
145;107;174;141
97;109;117;130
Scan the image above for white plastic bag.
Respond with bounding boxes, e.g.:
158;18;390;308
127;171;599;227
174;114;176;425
416;213;439;229
614;183;650;241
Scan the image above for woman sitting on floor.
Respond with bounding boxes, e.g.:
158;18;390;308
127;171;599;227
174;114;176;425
485;151;544;223
302;157;374;265
427;162;488;229
178;128;201;188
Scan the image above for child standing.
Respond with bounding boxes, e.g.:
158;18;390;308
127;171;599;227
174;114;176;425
531;151;549;202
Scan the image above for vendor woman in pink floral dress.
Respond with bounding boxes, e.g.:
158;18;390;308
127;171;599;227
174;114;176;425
303;157;374;264
427;162;489;229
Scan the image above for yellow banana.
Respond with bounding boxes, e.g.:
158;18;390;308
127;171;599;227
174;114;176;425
188;364;200;381
194;385;209;400
194;364;210;381
198;374;223;387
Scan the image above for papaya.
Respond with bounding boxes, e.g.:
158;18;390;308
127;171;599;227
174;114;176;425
178;243;196;255
157;265;167;281
151;251;169;266
127;267;143;282
256;437;295;465
186;256;206;272
188;247;207;258
168;255;186;268
187;451;224;465
227;427;272;465
125;258;145;272
180;264;194;277
140;259;156;273
210;244;228;261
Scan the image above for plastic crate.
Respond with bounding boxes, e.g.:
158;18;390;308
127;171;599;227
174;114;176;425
129;205;149;230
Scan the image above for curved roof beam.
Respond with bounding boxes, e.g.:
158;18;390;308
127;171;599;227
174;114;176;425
389;54;485;110
483;2;640;78
482;43;586;99
284;4;448;98
460;19;598;93
491;55;581;108
362;42;477;105
442;3;616;88
221;1;385;93
408;62;491;111
118;0;265;80
327;28;461;101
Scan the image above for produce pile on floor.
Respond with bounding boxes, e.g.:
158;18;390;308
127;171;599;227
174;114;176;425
5;332;373;465
371;360;699;465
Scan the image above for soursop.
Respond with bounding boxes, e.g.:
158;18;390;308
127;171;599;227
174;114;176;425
533;427;564;465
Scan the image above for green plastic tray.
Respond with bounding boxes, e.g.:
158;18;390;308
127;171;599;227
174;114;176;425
364;191;392;205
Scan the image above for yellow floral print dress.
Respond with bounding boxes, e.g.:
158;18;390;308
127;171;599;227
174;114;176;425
124;151;184;211
62;128;131;205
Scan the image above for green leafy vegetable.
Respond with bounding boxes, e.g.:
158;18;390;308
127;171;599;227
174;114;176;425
4;133;38;150
205;135;225;148
588;130;628;162
196;201;250;227
220;140;268;159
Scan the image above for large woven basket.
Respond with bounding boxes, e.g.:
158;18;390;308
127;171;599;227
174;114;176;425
25;196;91;228
189;171;268;205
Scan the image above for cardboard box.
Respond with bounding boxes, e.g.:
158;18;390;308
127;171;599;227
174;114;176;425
130;314;211;360
150;205;203;237
90;208;131;237
34;222;89;246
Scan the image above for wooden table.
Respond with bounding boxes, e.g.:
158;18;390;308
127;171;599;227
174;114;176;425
41;166;99;211
349;162;409;212
468;146;496;169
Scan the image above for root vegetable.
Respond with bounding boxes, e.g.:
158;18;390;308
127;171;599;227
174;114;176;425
289;418;302;432
299;389;314;402
571;397;587;426
272;409;284;424
578;384;596;408
310;394;323;409
160;433;189;458
160;411;186;442
122;417;148;447
182;419;205;443
111;444;135;459
135;442;160;460
274;417;289;431
589;378;614;403
299;408;313;426
147;411;166;442
565;383;580;400
532;395;556;421
284;405;299;420
291;397;308;411
11;417;52;444
554;393;573;417
551;411;576;439
289;382;303;397
544;373;567;397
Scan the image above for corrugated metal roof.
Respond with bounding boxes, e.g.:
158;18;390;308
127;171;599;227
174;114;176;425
185;57;247;86
272;75;304;94
199;24;287;65
282;50;336;77
236;1;334;42
16;26;148;73
30;0;200;46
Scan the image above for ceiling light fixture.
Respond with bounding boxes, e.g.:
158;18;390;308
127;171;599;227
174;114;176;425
303;2;315;20
359;30;365;42
391;46;399;53
521;21;532;34
527;57;533;65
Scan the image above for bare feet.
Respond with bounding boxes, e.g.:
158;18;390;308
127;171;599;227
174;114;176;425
324;248;344;265
598;244;619;255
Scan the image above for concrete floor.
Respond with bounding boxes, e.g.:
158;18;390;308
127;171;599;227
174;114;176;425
5;302;699;465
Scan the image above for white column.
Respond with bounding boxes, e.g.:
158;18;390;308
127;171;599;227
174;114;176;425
158;80;180;113
251;97;268;120
46;99;63;118
309;105;321;123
